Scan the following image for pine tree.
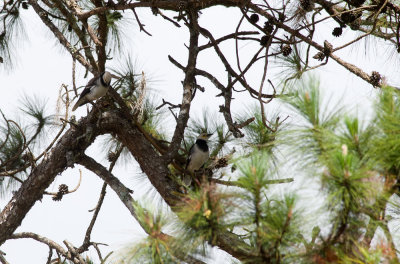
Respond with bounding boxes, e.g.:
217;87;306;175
1;0;400;263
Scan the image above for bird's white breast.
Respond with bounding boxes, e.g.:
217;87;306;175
87;83;109;101
187;144;209;172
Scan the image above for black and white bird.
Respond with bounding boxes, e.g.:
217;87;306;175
183;133;212;186
72;71;112;111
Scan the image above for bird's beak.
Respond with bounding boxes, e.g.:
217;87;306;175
207;133;213;138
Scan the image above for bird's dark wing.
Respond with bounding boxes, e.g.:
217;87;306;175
185;144;195;169
77;75;97;100
77;86;91;101
85;75;98;88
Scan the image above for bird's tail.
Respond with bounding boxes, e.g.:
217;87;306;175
72;98;85;111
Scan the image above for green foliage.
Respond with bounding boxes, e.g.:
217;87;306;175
176;183;235;246
321;148;376;215
237;151;275;193
238;107;280;153
0;95;52;196
0;0;26;70
283;77;341;129
274;44;305;87
339;242;398;264
372;86;400;172
115;203;185;264
235;151;303;263
106;11;123;27
282;76;342;165
92;9;130;54
20;94;54;146
339;116;375;162
111;58;140;98
0;120;26;197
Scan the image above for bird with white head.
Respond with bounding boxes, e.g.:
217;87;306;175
72;71;112;111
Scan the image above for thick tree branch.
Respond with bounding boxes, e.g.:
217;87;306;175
0;111;101;245
77;0;246;20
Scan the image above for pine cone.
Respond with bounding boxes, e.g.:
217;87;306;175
263;22;274;34
332;27;343;37
215;158;228;169
59;184;69;194
300;0;314;12
341;11;357;23
260;35;270;46
21;2;28;9
53;184;69;201
370;71;381;87
281;45;292;56
52;192;63;201
22;152;33;162
313;51;325;61
250;14;259;23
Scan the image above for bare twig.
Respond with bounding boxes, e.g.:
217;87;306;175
131;8;152;36
77;182;107;253
212;178;294;187
44;170;82;197
156;98;181;110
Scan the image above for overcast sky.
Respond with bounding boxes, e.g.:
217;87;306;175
0;4;399;264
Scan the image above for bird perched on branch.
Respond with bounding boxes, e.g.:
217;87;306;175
183;133;212;186
72;71;112;111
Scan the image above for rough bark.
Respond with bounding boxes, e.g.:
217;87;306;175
0;112;101;245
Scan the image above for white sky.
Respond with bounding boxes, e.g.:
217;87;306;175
0;4;399;264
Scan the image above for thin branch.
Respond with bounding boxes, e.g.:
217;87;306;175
0;250;9;264
212;178;294;187
156;98;181;111
28;0;93;71
46;248;53;264
199;31;259;51
77;182;107;253
44;170;82;197
0;110;10;152
131;8;152;36
156;8;181;28
10;232;77;263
